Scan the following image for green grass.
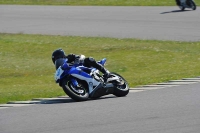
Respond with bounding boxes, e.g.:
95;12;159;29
1;33;200;103
0;0;199;6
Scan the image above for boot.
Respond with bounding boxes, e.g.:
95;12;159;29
102;69;110;82
94;62;110;82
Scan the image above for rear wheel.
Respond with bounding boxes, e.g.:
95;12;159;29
190;1;196;10
62;78;89;101
110;73;129;97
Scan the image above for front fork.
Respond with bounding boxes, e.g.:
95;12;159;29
69;77;86;94
71;78;79;87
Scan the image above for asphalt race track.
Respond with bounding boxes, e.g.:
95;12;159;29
0;5;200;41
1;82;200;133
0;5;200;133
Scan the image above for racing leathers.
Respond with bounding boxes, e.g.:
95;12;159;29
66;54;110;80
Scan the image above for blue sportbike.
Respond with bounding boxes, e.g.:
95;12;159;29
54;58;129;101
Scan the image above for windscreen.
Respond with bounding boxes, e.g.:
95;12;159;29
55;58;65;70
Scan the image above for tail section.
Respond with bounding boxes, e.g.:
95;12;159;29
98;58;107;66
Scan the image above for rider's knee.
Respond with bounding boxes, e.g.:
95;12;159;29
88;57;95;62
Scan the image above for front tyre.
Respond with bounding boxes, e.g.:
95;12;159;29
110;73;129;97
179;5;185;11
62;78;89;101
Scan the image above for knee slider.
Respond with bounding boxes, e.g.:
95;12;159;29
88;57;95;62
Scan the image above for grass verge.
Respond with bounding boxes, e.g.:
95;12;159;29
0;33;200;103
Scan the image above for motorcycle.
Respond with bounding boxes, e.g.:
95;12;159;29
176;0;196;10
54;58;129;101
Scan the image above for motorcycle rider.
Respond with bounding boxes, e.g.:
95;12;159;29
175;0;181;6
175;0;189;6
52;48;110;81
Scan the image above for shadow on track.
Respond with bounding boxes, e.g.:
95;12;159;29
160;9;192;14
38;95;117;104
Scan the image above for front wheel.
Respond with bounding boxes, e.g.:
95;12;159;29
110;73;129;97
62;78;89;101
179;5;185;11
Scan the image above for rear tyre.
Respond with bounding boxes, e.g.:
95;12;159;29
190;1;196;10
62;78;89;101
110;73;129;97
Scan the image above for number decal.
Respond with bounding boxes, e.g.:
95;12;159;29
55;67;64;82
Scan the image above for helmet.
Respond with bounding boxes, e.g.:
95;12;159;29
52;48;66;64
